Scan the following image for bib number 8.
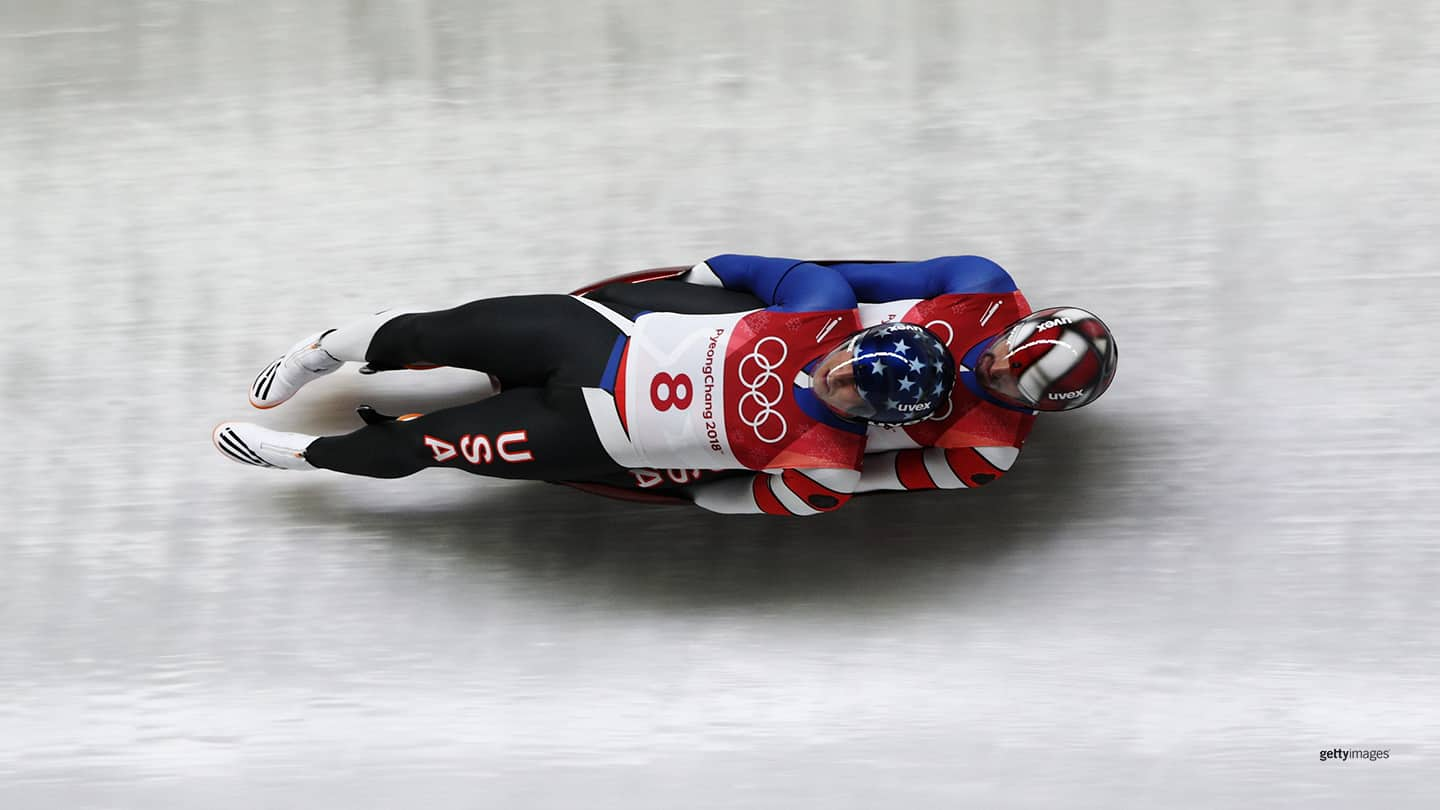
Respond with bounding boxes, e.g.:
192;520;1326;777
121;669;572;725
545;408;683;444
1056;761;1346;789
650;372;694;411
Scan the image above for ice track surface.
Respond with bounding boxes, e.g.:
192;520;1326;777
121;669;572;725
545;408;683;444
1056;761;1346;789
3;1;1440;807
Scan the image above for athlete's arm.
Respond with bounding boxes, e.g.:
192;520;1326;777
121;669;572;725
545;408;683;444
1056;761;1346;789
688;467;860;516
820;257;1018;302
685;255;857;313
852;446;1021;493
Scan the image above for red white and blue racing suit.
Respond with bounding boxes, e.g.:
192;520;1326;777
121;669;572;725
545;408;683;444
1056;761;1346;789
570;255;1039;515
569;259;873;515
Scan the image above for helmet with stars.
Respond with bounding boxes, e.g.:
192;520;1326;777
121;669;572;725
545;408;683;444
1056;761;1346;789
811;322;956;426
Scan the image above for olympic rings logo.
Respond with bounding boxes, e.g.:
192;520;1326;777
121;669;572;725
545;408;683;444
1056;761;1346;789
925;319;954;347
736;336;789;444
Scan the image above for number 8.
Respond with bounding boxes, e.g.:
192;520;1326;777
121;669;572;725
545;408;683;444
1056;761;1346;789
650;372;694;411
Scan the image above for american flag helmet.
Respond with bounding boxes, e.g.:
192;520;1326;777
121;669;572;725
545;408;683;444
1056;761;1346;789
980;307;1118;412
820;323;956;425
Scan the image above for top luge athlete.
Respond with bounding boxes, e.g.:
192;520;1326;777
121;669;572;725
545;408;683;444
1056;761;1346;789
213;255;1118;516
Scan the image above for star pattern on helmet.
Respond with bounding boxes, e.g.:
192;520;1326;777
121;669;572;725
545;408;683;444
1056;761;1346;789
846;325;955;424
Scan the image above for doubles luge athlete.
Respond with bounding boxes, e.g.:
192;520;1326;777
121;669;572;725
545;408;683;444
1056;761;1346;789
213;255;1118;516
560;256;1118;511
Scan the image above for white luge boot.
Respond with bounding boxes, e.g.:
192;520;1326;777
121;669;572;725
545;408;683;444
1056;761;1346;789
212;423;318;470
247;308;422;408
248;330;343;409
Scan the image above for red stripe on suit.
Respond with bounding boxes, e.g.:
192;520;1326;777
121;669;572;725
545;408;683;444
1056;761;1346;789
894;450;938;491
751;475;793;515
615;342;631;435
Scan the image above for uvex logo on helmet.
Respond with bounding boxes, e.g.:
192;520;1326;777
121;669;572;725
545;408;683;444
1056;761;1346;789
1030;315;1073;333
1008;315;1074;345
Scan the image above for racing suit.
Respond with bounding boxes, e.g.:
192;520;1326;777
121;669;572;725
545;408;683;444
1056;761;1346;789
569;255;1040;514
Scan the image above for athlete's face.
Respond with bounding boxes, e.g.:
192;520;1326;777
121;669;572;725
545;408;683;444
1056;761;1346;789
977;335;1026;403
813;346;868;415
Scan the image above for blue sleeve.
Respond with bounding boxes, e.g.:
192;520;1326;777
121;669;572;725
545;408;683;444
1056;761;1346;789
821;256;1017;302
704;254;857;312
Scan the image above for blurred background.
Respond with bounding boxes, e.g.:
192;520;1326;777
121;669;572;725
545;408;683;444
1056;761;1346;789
3;0;1439;807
